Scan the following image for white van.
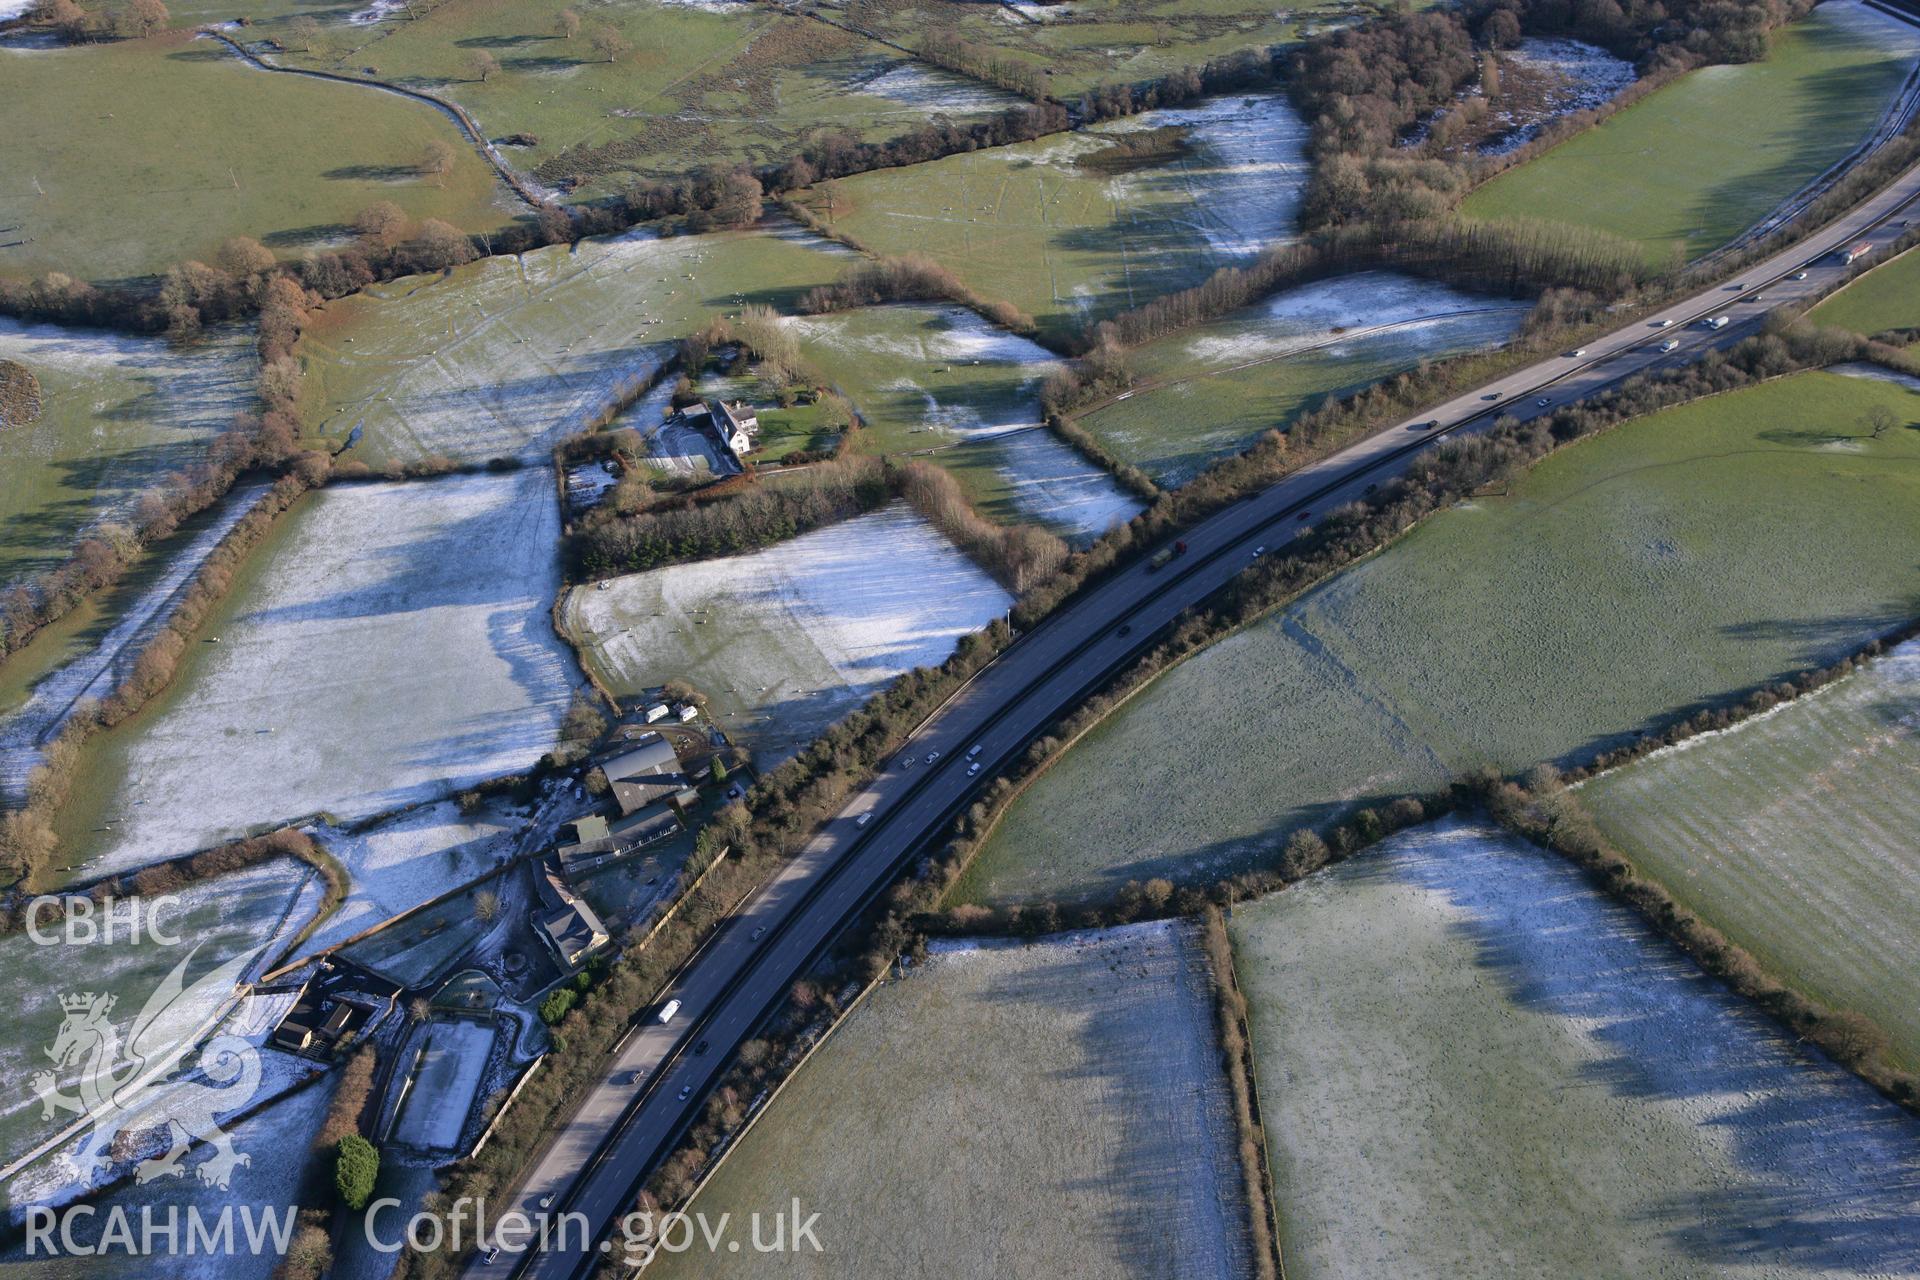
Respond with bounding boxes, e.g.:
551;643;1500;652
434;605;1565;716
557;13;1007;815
657;999;682;1024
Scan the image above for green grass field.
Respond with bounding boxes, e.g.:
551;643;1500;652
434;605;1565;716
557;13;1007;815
1810;247;1920;335
792;92;1307;346
1582;638;1920;1073
1462;5;1920;268
0;34;514;282
1075;272;1527;484
0;321;256;590
646;922;1254;1280
1233;819;1920;1280
261;0;1021;200
957;370;1920;904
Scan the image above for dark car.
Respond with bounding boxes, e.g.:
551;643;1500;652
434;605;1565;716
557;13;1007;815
1117;623;1132;636
694;1039;710;1056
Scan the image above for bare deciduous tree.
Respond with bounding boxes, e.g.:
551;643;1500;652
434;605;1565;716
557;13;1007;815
215;235;275;278
589;24;629;62
465;49;500;81
474;889;500;922
114;0;167;37
353;200;409;247
556;7;580;39
288;14;320;50
419;139;457;186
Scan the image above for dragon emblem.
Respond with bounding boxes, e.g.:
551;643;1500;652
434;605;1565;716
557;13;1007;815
29;945;263;1191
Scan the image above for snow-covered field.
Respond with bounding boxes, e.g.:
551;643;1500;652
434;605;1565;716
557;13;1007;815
1822;0;1920;54
1108;93;1311;257
1483;38;1638;154
301;227;844;466
297;798;523;963
0;1070;338;1278
789;304;1061;439
1234;819;1920;1279
1082;273;1529;484
852;62;1027;116
392;1018;495;1152
1176;272;1531;369
563;503;1011;765
0;319;256;590
988;428;1142;541
0;858;319;1183
63;468;579;880
647;919;1253;1280
788;305;1138;537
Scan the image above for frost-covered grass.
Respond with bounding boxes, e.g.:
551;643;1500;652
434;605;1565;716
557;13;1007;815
1811;246;1920;336
0;858;316;1171
298;226;844;465
392;1018;495;1152
562;503;1010;767
0;34;511;283
296;798;523;963
788;304;1137;537
1077;273;1528;483
0;321;256;590
814;0;1347;97
793;92;1308;345
647;920;1253;1280
959;371;1920;904
56;468;579;881
1233;819;1920;1280
1464;3;1920;266
1582;639;1920;1072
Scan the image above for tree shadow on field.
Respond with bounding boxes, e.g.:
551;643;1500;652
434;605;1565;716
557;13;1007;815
966;926;1259;1277
1557;596;1920;768
504;55;587;73
323;163;426;183
455;34;535;49
262;221;355;248
164;45;232;64
1379;819;1920;1274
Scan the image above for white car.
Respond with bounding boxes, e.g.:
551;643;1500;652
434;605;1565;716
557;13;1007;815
1564;348;1586;358
855;812;872;827
1792;270;1809;281
1656;318;1674;328
924;750;940;765
967;762;981;776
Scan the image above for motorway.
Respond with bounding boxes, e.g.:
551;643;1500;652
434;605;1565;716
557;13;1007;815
473;158;1920;1279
